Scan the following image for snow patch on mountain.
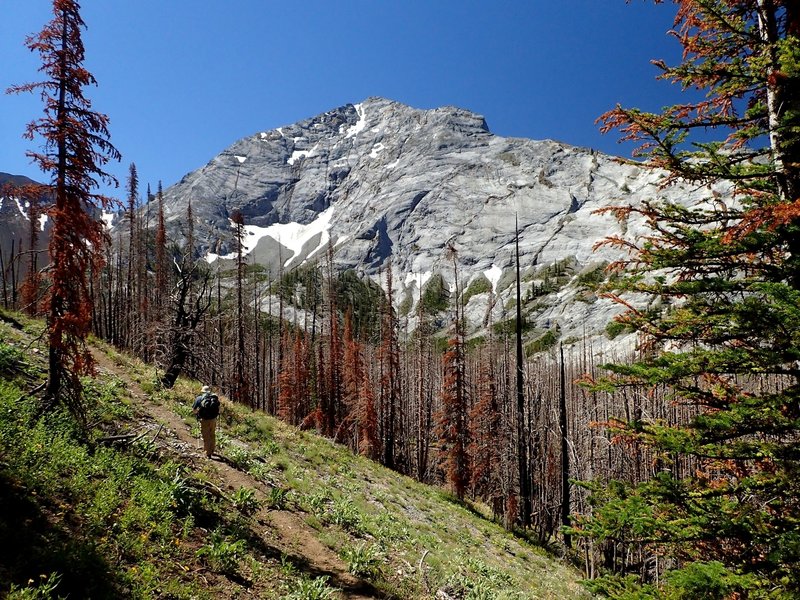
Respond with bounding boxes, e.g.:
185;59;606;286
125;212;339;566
101;211;115;230
484;264;503;293
343;103;366;138
205;206;337;268
288;143;320;166
369;143;385;158
14;198;27;219
404;270;434;293
153;97;725;353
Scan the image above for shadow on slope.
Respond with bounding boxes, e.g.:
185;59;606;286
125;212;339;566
0;468;122;598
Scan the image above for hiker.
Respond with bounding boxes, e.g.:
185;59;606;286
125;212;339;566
192;385;220;458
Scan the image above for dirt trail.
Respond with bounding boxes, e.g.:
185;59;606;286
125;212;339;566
92;351;380;599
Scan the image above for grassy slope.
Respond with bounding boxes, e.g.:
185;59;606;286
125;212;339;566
0;311;589;599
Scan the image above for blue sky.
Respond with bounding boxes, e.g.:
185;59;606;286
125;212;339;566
1;1;686;200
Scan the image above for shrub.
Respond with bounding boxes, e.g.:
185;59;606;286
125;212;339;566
284;575;339;600
327;497;363;533
6;573;64;600
0;342;26;376
230;486;261;516
225;444;253;470
576;262;609;289
340;542;383;578
169;468;200;516
605;320;627;340
267;486;289;510
196;531;246;574
525;329;558;355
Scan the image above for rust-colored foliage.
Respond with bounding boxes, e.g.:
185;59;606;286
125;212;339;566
468;353;501;500
339;309;362;446
378;265;400;469
435;336;470;500
581;1;800;592
277;330;309;425
8;0;120;414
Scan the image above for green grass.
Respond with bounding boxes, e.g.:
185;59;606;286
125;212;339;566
208;404;589;598
0;312;589;599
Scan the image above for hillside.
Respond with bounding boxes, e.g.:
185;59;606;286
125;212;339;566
0;310;589;600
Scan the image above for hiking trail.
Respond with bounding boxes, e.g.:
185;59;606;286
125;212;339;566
92;349;382;600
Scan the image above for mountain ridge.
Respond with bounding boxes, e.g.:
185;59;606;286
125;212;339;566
154;96;727;348
3;98;728;348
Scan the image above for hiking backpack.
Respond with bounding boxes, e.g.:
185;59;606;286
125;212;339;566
198;393;220;419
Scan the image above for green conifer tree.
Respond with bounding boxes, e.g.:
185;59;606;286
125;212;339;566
575;2;800;597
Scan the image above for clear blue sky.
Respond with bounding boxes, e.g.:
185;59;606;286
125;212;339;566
1;1;686;200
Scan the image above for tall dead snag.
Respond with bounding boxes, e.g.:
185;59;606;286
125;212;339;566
154;181;168;323
514;219;532;527
414;277;434;482
558;343;571;548
123;163;138;349
8;0;120;415
160;252;212;389
231;209;250;405
379;264;400;470
324;246;342;437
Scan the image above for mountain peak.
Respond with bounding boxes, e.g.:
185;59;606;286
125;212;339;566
153;99;719;348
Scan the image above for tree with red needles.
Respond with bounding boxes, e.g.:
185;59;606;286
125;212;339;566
576;1;800;595
8;0;120;417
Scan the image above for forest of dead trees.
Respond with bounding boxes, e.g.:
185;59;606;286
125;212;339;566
8;164;791;582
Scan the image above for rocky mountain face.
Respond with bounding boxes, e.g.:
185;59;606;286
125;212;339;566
0;173;51;273
156;98;729;348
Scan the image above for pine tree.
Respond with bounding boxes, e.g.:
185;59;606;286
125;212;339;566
576;2;800;596
8;0;120;415
340;308;362;447
468;344;502;505
436;336;470;500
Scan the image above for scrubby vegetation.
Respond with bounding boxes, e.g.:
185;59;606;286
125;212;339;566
0;312;587;599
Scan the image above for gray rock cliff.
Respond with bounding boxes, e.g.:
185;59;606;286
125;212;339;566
153;97;728;350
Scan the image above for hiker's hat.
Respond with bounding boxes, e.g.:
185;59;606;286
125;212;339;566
201;385;211;393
